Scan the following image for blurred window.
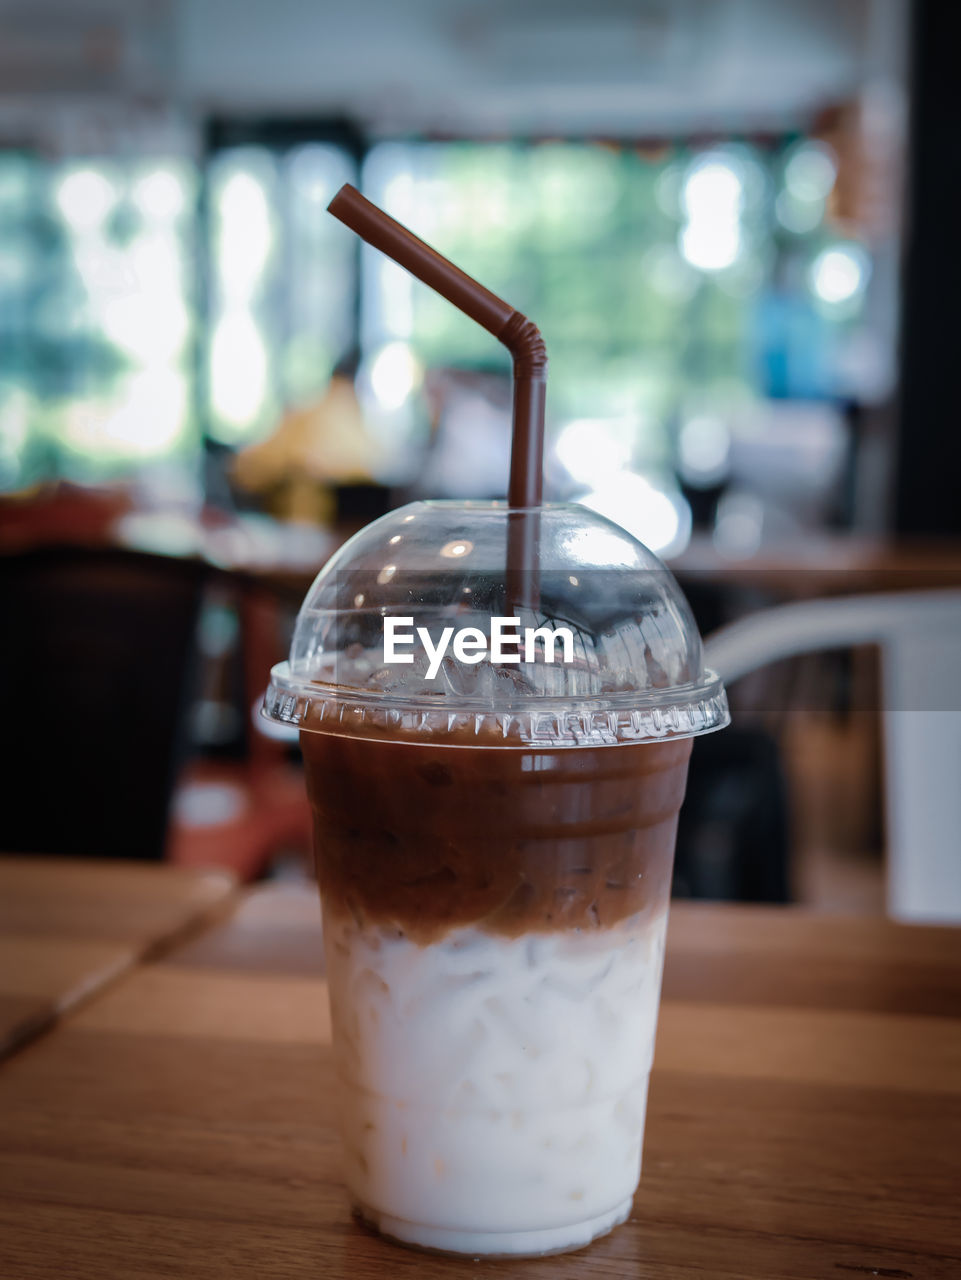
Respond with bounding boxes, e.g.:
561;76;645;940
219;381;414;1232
1;133;882;503
360;139;876;477
205;143;356;445
0;152;195;491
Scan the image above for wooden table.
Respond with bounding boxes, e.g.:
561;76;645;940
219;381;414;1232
0;857;236;1057
671;533;961;596
1;886;959;1279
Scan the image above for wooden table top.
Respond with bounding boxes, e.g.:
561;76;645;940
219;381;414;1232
671;533;961;595
0;856;236;1058
1;886;959;1279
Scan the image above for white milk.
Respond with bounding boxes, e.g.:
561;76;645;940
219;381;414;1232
323;909;668;1255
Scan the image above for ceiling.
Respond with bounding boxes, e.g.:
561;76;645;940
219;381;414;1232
0;0;908;139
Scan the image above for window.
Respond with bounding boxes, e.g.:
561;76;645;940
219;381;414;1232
360;138;874;476
0;152;195;490
205;142;357;444
1;131;878;500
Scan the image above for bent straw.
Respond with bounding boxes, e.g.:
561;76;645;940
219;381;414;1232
327;184;547;510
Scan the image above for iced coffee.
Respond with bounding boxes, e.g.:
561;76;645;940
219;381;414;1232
302;718;691;1253
262;184;728;1257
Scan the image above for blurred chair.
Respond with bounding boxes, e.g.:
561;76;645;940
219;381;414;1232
0;546;207;860
672;577;792;905
705;592;961;923
165;577;312;881
674;727;790;904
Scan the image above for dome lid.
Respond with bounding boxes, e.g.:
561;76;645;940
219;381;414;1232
264;501;728;745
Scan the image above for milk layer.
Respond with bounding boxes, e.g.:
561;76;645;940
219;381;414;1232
323;909;668;1255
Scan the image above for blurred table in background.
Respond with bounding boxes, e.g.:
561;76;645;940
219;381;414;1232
1;881;959;1279
0;857;235;1057
672;532;961;595
5;488;961;900
0;484;337;585
5;485;961;598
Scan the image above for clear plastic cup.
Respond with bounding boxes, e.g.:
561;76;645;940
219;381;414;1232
264;500;728;1257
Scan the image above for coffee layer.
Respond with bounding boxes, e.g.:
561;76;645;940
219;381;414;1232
301;721;691;944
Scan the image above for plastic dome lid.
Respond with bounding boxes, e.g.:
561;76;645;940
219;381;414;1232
264;501;729;746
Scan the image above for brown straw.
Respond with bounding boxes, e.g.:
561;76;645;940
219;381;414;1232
327;184;547;509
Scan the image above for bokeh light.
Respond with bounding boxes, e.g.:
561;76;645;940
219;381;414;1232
369;342;422;411
216;171;274;301
131;167;188;223
555;418;632;487
679;416;731;487
55;167;119;232
809;244;871;306
210;312;269;429
579;471;692;558
784;141;837;203
680;155;743;272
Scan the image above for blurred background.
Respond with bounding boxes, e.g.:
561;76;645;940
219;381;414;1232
1;0;958;918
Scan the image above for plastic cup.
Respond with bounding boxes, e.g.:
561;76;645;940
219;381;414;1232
263;500;728;1257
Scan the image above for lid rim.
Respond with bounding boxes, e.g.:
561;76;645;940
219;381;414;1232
261;669;729;746
265;660;728;718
